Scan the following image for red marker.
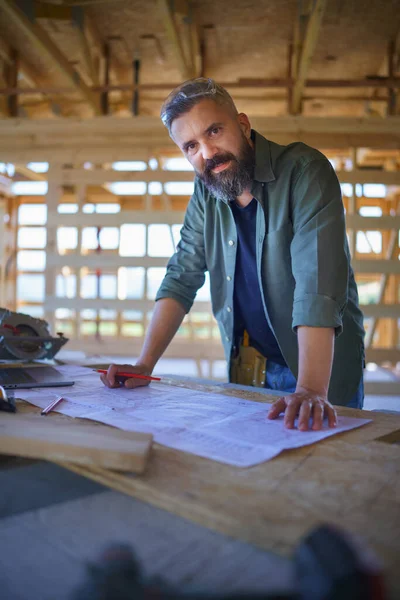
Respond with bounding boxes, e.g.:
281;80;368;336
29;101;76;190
95;369;161;382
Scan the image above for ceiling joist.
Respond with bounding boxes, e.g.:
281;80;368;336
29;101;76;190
157;0;197;80
0;35;41;88
0;0;101;114
291;0;327;114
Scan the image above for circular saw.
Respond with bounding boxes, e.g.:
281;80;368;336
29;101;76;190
0;309;68;361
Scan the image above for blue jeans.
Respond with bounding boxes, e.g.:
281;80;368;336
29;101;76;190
265;361;364;409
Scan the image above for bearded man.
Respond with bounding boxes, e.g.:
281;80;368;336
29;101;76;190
101;78;365;432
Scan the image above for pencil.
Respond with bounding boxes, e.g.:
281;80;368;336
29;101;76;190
41;396;64;415
95;369;161;382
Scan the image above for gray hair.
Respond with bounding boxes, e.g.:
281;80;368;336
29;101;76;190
160;78;238;132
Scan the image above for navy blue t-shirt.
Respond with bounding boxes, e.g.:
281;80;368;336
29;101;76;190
230;198;287;365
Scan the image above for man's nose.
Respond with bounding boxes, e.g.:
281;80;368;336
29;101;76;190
200;142;218;161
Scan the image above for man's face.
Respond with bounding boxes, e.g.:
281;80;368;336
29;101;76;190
170;99;255;202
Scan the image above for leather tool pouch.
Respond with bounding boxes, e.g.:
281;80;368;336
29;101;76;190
230;337;267;388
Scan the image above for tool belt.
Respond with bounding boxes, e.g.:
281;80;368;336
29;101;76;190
229;331;267;388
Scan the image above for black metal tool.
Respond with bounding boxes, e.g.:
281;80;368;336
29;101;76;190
0;385;16;413
71;524;387;600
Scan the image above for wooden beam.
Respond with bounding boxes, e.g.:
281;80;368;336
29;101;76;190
365;348;400;364
188;0;201;77
345;215;400;230
371;27;400;112
5;48;18;117
337;169;400;185
364;380;400;394
362;303;400;319
14;165;46;181
0;0;101;114
291;0;327;114
0;115;399;161
47;210;186;227
72;7;100;86
157;0;194;79
46;254;169;269
84;14;122;89
0;36;40;88
47;168;194;184
364;208;399;348
352;259;400;274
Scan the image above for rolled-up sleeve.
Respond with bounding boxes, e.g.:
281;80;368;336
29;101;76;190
155;185;206;313
290;159;349;336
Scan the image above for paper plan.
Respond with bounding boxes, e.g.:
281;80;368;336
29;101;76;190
18;366;372;468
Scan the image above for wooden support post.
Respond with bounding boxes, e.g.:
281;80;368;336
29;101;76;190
365;199;400;348
72;7;100;87
348;148;358;258
100;42;110;115
5;197;18;311
291;0;327;114
0;0;101;114
157;0;194;79
188;0;201;77
75;184;85;340
388;41;397;116
132;54;140;116
6;48;18;117
45;173;62;334
287;42;293;114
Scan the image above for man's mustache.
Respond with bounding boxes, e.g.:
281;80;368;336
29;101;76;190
204;153;236;174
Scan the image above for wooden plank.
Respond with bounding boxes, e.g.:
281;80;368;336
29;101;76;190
365;348;400;363
47;210;186;227
365;226;399;348
47;169;195;184
27;375;398;598
0;37;40;88
337;169;400;185
364;381;400;395
61;336;225;359
352;259;400;274
0;115;399;136
0;0;101;114
157;0;193;79
291;0;327;114
45;254;169;269
346;215;400;230
0;412;152;472
361;304;400;318
44;296;212;312
1;116;400;160
72;8;100;87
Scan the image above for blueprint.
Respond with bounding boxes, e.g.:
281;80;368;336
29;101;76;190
18;365;372;467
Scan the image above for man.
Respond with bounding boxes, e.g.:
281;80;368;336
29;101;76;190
102;78;365;431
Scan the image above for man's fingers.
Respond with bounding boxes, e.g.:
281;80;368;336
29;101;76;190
124;378;149;389
267;398;286;419
100;373;119;388
298;400;312;431
311;403;324;430
325;402;338;428
284;397;300;429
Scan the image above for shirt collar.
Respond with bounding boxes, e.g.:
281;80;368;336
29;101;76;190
252;129;276;183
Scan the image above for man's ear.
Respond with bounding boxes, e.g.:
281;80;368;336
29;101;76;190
237;113;252;139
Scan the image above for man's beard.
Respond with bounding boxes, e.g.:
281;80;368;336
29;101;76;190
196;135;255;202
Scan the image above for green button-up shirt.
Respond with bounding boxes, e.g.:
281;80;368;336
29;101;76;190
156;131;365;406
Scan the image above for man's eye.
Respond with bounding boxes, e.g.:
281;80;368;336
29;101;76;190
186;143;196;153
211;127;220;135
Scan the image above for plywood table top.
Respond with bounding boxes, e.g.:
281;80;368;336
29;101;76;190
15;377;400;597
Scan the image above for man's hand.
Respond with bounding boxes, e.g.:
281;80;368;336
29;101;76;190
267;386;338;431
100;363;152;390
